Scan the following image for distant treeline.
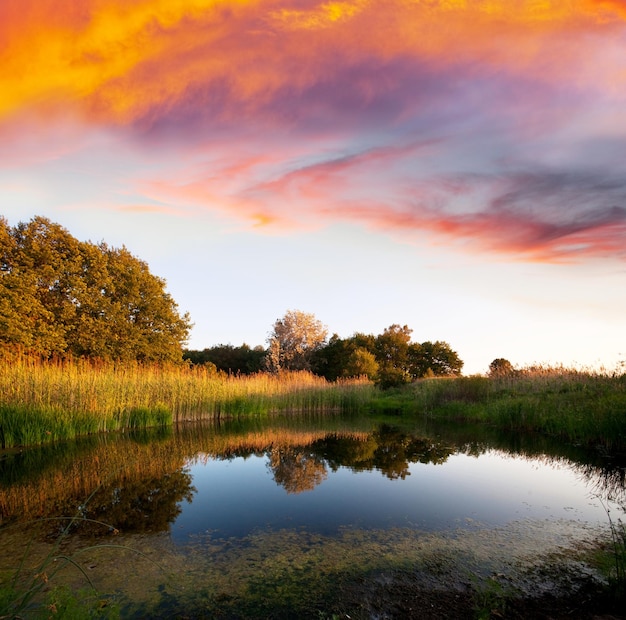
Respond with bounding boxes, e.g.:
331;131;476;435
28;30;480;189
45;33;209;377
0;216;191;362
185;318;463;389
183;344;266;374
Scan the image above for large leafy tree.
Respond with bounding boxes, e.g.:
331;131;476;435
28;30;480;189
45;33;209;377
95;245;191;362
1;216;81;354
411;341;463;378
266;310;328;372
375;324;414;388
312;333;379;381
0;216;191;362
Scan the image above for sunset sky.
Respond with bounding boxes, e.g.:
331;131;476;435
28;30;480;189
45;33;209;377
1;0;625;374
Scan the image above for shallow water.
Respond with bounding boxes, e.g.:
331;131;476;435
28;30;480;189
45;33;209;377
1;414;624;617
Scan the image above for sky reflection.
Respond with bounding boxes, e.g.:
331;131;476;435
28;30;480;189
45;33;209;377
172;450;610;543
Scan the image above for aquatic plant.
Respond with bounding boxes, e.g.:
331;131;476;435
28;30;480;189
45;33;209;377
0;512;122;618
597;497;626;601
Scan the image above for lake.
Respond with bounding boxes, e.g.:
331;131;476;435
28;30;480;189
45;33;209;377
1;413;624;618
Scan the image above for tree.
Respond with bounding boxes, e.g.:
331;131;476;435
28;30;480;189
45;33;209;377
489;358;515;377
344;347;379;380
94;245;192;362
0;216;192;362
311;333;378;381
266;310;328;372
410;341;463;378
310;334;349;380
375;324;414;388
1;216;81;354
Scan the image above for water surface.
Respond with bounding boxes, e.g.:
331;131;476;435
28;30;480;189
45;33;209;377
1;414;624;618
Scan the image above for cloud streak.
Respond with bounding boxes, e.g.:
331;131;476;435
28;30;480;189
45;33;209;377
1;0;625;263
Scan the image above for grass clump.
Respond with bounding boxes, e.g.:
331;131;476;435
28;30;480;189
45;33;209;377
0;509;123;619
597;498;626;602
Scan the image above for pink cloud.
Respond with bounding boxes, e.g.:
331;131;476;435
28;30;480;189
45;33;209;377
2;0;625;266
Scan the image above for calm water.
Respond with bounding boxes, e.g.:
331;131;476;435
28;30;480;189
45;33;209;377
1;414;624;617
174;450;607;542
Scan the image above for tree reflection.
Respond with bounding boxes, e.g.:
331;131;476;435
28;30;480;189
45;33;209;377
264;424;457;491
3;417;625;528
268;448;327;494
79;469;196;534
310;424;455;481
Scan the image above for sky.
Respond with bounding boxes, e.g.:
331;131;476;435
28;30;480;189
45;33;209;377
1;0;625;375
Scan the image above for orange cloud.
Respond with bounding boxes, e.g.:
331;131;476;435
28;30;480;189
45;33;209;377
1;0;624;126
2;0;625;265
0;0;259;121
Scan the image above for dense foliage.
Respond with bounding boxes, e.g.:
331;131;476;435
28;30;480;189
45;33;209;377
185;311;464;387
312;324;463;387
265;309;329;372
183;343;265;374
0;216;191;362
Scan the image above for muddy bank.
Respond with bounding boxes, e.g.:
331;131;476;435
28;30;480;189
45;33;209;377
334;566;623;620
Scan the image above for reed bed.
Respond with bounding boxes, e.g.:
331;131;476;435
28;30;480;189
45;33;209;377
0;349;374;448
375;365;626;451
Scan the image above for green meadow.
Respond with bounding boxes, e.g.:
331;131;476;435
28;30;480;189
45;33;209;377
372;365;626;452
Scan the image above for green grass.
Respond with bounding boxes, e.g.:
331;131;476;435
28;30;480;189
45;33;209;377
369;366;626;451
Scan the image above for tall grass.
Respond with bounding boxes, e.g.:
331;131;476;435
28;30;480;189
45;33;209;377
0;349;374;448
3;348;624;452
374;365;626;451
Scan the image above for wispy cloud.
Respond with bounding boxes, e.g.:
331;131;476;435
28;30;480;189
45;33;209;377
1;0;625;263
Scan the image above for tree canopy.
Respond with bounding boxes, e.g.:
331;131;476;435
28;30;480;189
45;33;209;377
489;358;515;376
266;309;328;372
312;323;463;387
183;343;265;374
0;216;191;362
